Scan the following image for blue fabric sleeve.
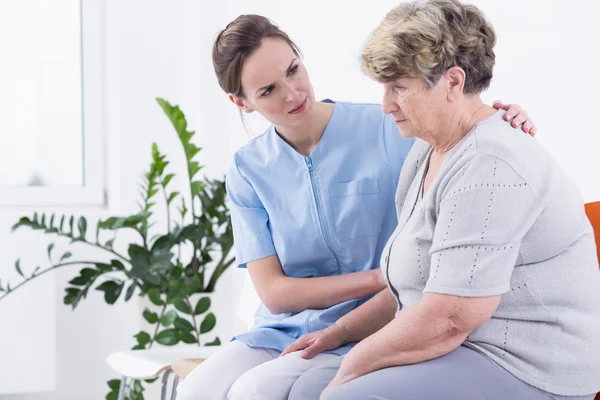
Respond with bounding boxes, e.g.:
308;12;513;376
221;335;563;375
226;154;277;268
382;113;416;187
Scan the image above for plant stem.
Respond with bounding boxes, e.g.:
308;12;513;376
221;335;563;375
148;303;168;349
185;297;201;347
206;244;234;292
0;261;98;302
56;232;129;263
161;187;171;234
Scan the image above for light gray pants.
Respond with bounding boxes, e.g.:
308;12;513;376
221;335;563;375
176;340;338;400
288;345;597;400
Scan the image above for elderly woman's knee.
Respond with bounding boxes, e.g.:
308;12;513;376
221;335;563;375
288;372;324;400
321;386;356;400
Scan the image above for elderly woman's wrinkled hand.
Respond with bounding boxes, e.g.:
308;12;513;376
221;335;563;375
493;101;537;136
280;323;347;359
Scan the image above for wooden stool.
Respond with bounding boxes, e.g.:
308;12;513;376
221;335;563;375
106;347;219;400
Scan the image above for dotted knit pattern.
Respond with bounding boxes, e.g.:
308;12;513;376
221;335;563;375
384;111;600;396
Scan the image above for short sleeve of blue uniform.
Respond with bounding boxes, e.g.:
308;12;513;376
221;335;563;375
226;154;276;268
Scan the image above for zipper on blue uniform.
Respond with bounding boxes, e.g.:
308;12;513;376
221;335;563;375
305;156;342;275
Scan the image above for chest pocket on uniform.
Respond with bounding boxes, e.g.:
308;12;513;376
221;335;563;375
330;179;386;242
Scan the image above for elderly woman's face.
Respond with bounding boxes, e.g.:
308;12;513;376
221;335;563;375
382;77;448;139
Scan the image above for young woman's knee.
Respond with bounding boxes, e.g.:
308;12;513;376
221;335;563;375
227;370;274;400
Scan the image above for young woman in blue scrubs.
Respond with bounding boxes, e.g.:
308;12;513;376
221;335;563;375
175;14;535;400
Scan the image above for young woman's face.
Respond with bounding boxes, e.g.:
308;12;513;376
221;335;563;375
233;38;316;128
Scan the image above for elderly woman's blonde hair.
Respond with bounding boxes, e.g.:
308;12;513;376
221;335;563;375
361;0;496;94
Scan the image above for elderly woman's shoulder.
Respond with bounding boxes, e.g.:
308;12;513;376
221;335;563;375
457;113;568;199
471;111;547;170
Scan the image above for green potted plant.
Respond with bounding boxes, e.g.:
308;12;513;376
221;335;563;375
0;98;234;400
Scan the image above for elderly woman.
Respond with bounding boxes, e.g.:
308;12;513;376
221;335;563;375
282;1;600;399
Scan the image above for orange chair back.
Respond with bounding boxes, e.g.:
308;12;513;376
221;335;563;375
584;202;600;400
585;201;600;265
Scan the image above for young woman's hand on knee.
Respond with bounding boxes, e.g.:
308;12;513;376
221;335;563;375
281;323;348;359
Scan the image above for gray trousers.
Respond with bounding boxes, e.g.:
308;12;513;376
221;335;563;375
288;345;596;400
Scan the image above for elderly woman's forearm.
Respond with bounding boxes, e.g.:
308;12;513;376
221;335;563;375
336;301;468;382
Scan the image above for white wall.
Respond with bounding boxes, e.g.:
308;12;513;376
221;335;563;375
0;1;599;399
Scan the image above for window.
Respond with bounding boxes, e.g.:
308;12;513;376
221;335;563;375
0;0;104;206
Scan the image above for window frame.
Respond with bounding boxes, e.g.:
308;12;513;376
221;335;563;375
0;0;106;208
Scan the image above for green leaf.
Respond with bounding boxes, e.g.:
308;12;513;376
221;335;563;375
125;282;136;301
47;243;55;262
178;329;196;344
133;379;144;393
105;239;115;249
59;215;65;231
40;213;46;227
190;162;202;178
128;245;151;278
194;296;211;315
174;298;192;315
147;288;164;306
69;216;74;236
143;309;159;324
163;173;175;187
98;213;149;230
179;198;188;219
155;329;179;346
95;263;113;273
80;268;98;277
11;217;30;231
69;276;90;286
160;310;178;327
134;331;151;346
151;234;175;253
191;181;204;197
174;317;194;332
15;259;24;277
205;336;221;346
167;191;179;205
95;280;124;304
111;259;126;271
176;224;205;245
32;266;41;277
106;390;118;400
130;391;143;400
60;252;73;261
185;274;202;296
49;214;55;228
200;312;216;334
64;287;82;308
167;280;184;304
78;216;87;239
107;379;120;390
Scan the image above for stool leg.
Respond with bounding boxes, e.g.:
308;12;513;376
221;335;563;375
170;375;180;400
161;369;173;400
117;376;128;400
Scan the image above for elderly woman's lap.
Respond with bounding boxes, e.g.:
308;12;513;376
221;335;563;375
291;346;595;400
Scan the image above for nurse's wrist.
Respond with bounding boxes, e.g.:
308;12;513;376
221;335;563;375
370;268;387;290
331;322;350;345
